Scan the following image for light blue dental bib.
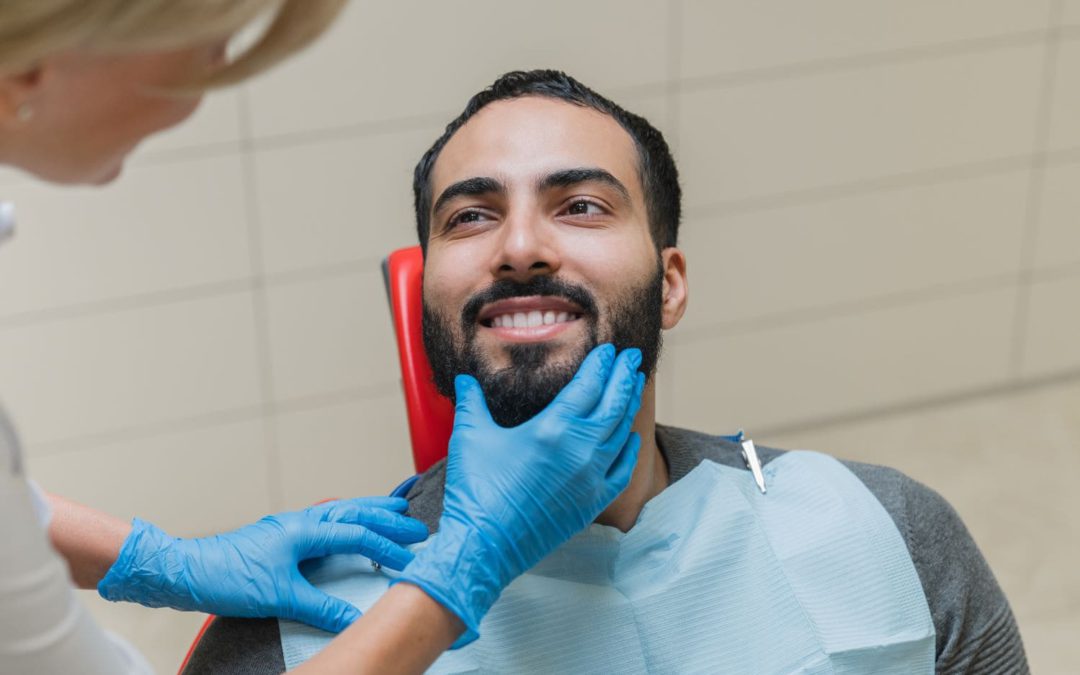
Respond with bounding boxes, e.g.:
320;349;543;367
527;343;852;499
281;451;935;673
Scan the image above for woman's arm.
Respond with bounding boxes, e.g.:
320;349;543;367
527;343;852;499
46;493;131;588
43;497;466;675
291;584;463;675
44;492;429;634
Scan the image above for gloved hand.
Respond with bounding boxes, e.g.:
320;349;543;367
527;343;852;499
98;497;428;632
397;344;645;643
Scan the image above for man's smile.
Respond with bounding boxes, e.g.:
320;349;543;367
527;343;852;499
477;295;586;343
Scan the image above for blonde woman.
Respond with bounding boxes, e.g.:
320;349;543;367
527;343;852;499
0;2;642;673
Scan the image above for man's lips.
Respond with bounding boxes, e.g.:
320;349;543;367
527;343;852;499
476;296;585;342
477;296;585;328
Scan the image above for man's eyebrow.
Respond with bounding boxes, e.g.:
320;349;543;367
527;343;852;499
538;168;631;205
432;176;506;217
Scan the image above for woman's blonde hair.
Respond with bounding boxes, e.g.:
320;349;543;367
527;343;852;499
0;0;346;87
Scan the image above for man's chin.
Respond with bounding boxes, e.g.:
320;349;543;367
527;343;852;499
474;361;582;427
478;337;589;374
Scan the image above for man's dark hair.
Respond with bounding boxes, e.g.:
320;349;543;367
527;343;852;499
413;69;681;253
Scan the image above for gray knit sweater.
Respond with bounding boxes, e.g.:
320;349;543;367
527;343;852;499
182;424;1028;674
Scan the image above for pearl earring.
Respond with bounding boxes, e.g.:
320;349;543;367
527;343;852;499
15;103;34;122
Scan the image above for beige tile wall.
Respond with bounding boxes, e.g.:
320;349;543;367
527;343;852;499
0;1;1076;672
766;378;1080;675
1036;162;1080;270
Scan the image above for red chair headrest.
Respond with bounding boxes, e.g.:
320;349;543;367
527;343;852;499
383;246;455;473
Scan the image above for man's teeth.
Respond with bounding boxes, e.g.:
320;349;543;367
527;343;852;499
490;311;578;328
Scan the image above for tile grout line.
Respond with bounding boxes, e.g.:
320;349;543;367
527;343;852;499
5;248;1080;351
0;278;256;331
9;146;1080;336
755;364;1080;440
263;257;384;288
659;0;682;422
24;360;1080;463
237;88;286;511
29;404;267;458
676;28;1053;94
243;81;671;154
1044;143;1080;166
684;153;1034;220
1030;259;1080;283
109;28;1080;171
665;0;683;150
0;256;388;332
129;139;244;169
682;144;1080;224
24;381;401;460
1008;0;1064;381
668;272;1021;344
9;145;1080;334
10;145;1078;337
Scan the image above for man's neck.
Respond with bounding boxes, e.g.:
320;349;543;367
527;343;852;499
594;381;668;533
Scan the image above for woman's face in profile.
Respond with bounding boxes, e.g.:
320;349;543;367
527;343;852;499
1;39;226;185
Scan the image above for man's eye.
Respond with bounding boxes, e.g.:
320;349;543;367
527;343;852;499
566;200;603;216
448;210;488;228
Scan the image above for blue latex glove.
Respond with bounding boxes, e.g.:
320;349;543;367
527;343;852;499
397;344;645;643
98;497;428;632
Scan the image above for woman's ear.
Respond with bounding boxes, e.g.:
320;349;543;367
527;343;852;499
660;247;688;330
0;66;43;128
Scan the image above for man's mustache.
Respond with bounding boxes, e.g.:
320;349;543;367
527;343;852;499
460;276;599;334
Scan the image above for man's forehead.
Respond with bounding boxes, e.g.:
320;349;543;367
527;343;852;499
431;96;640;196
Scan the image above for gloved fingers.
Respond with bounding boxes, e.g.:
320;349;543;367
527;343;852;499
605;432;641;493
588;348;643;433
317;500;428;543
600;371;646;450
547;343;616;417
320;496;410;512
304;522;415;571
285;578;362;634
453;374;493;427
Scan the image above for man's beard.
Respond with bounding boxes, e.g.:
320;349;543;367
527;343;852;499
422;263;664;427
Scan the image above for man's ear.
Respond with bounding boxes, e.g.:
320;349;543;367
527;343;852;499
660;247;688;330
0;65;44;128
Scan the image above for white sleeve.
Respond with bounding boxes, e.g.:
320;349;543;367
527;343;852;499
1;406;154;674
26;478;53;528
105;631;156;674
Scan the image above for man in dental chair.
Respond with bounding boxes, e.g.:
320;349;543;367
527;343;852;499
183;70;1027;674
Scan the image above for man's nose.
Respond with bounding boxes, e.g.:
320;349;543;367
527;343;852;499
490;211;561;282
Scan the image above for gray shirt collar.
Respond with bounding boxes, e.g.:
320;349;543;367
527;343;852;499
405;424;783;533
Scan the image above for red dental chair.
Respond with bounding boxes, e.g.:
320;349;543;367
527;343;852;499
381;245;455;474
178;246;451;673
